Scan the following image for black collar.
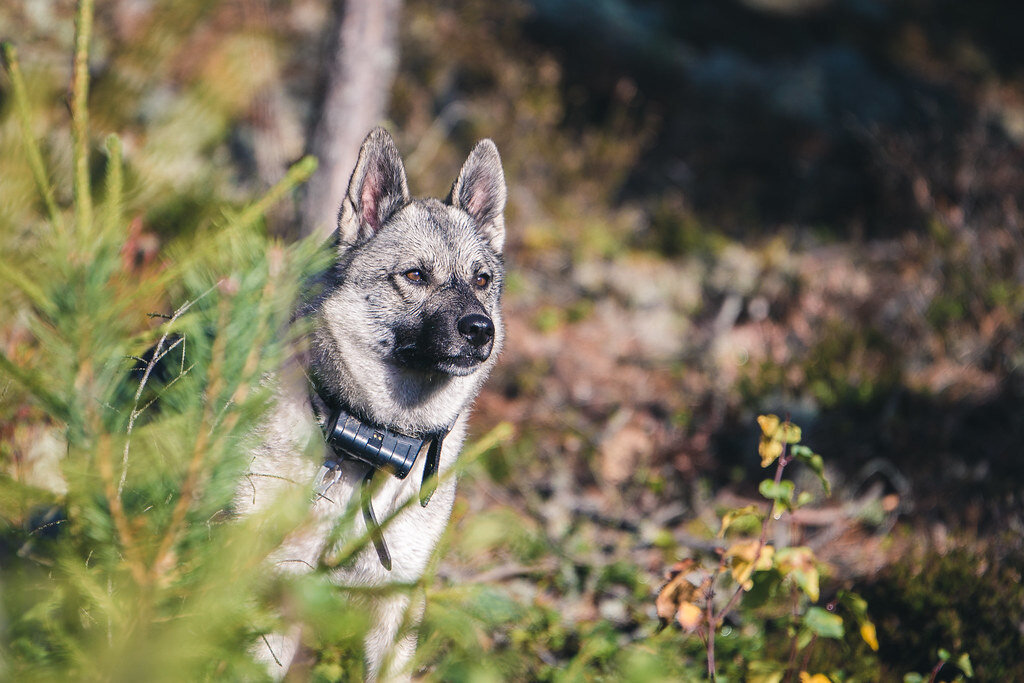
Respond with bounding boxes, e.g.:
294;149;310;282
308;378;452;570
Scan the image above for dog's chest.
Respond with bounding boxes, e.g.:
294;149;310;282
239;383;459;586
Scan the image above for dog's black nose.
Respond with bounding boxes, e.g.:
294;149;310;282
457;313;494;347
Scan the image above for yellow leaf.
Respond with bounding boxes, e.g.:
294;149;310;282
778;421;802;444
726;541;774;590
803;567;820;602
777;547;820;602
655;562;712;635
748;669;784;683
676;601;703;632
799;674;833;683
860;621;879;651
654;559;699;623
757;414;780;437
759;437;784;467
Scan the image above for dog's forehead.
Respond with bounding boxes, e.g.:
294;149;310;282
376;200;493;267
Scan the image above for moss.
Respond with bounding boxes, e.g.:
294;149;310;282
858;546;1024;680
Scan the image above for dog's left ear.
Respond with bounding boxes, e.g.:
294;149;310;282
449;139;506;254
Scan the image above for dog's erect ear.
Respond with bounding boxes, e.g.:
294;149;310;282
337;128;410;247
449;139;506;254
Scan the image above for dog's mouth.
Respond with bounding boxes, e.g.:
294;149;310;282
392;347;490;377
433;354;487;376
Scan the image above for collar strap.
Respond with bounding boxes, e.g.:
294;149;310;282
317;402;452;570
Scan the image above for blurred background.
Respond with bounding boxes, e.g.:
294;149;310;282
3;0;1024;679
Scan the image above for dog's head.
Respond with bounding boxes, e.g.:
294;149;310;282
314;128;506;397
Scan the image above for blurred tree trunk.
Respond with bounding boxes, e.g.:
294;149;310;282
300;0;402;239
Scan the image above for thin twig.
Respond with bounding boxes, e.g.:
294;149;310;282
135;363;196;416
798;634;818;677
28;518;67;535
120;285;216;495
261;634;283;668
705;573;717;680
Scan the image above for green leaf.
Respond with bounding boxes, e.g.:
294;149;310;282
719;504;764;537
790;444;813;459
796;491;815;508
938;648;950;661
759;479;795;504
743;568;782;609
956;653;974;678
804;606;844;639
792;446;831;496
838;590;869;622
903;675;925;683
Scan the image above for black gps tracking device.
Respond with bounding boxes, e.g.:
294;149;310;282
324;408;426;479
319;404;449;570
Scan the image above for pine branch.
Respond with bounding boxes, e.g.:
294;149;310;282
101;136;123;237
149;250;283;582
1;42;65;232
71;0;95;234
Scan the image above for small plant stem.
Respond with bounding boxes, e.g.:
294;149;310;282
97;433;147;584
71;0;95;234
721;450;789;619
236;155;318;230
148;294;232;582
706;443;792;679
926;660;946;683
705;577;717;680
783;588;802;682
798;634;817;676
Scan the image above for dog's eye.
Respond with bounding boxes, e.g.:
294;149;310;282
474;273;491;289
404;269;425;283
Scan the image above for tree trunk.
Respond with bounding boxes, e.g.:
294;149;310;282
300;0;402;239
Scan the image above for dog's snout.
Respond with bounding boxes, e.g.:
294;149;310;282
457;313;494;347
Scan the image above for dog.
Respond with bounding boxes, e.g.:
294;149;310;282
234;128;507;680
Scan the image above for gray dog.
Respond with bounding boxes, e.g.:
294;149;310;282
237;128;506;679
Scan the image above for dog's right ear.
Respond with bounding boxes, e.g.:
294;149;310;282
337;128;411;247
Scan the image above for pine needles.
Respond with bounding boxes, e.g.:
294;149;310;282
0;5;324;678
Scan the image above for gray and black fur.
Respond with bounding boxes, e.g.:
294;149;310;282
238;128;506;680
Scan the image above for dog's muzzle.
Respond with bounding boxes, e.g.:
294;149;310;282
393;312;495;376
